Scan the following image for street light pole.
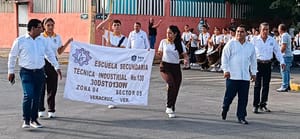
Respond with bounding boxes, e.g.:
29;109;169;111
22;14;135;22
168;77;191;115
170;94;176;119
89;0;96;44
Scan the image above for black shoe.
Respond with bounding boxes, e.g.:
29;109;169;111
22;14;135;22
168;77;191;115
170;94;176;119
238;119;249;125
221;110;227;120
30;120;43;128
182;67;191;70
252;107;259;113
260;106;271;112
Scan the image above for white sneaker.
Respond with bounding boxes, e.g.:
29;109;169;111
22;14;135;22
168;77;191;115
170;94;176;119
38;111;46;118
48;112;56;118
22;121;30;128
168;113;176;118
108;105;116;109
165;107;174;114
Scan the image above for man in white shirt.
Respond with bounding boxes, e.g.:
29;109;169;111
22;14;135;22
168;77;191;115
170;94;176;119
127;22;150;49
221;25;257;124
7;19;62;128
277;24;293;92
251;22;285;113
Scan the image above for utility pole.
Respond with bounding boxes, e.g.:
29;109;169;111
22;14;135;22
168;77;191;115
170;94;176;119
89;0;97;44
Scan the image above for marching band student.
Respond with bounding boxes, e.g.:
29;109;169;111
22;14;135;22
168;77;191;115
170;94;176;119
157;25;189;118
181;25;192;70
222;28;231;45
198;25;210;50
188;28;198;66
38;18;72;118
96;14;128;109
208;27;224;71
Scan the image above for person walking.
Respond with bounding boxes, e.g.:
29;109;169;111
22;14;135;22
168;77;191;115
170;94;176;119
96;14;128;109
251;22;285;113
38;18;73;118
127;22;150;49
7;19;62;128
221;25;257;124
157;25;189;118
277;24;293;92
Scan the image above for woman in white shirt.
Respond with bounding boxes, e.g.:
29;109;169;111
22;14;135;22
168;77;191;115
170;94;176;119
39;18;73;118
157;25;189;118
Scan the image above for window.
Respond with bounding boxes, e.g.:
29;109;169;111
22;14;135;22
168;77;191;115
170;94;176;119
0;0;14;13
33;0;57;13
61;0;88;13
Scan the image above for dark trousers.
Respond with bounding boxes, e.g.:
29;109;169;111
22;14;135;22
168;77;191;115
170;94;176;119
189;47;197;63
19;67;45;122
160;62;182;111
39;60;58;112
253;62;272;107
222;79;250;120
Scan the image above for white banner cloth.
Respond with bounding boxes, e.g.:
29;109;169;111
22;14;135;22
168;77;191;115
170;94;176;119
64;41;155;106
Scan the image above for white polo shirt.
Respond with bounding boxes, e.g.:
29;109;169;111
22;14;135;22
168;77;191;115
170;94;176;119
158;39;187;64
127;29;150;49
103;30;128;48
198;32;210;46
211;34;224;45
41;32;62;56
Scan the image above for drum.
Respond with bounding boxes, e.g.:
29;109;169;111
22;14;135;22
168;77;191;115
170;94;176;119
194;49;206;64
293;50;300;62
207;50;219;65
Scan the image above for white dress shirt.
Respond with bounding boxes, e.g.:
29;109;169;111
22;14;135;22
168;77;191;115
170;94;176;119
221;39;257;81
158;39;187;64
127;30;150;49
8;33;60;74
211;34;224;45
251;35;284;64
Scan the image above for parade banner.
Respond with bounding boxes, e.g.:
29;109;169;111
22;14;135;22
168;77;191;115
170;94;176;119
64;41;155;106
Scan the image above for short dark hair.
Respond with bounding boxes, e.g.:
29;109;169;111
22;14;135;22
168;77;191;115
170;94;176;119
112;19;121;25
237;24;246;29
259;22;269;30
278;24;287;31
135;22;141;26
27;19;42;32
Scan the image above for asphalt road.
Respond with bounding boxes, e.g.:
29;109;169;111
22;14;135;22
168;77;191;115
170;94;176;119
0;57;300;139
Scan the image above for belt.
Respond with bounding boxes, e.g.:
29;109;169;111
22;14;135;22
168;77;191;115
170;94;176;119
21;67;44;72
257;59;272;64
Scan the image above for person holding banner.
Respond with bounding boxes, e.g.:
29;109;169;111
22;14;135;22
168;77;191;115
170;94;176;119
38;18;73;118
7;19;62;128
96;14;127;109
96;14;128;48
157;25;189;118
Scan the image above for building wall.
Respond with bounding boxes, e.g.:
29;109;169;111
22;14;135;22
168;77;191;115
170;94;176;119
0;0;233;51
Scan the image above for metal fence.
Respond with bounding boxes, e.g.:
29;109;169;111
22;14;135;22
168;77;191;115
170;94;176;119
61;0;88;13
0;0;14;13
97;0;164;16
231;3;253;19
33;0;57;13
170;0;226;18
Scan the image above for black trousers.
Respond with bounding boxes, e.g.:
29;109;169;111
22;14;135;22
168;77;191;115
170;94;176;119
160;62;182;111
253;62;272;107
39;60;58;112
189;47;197;63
